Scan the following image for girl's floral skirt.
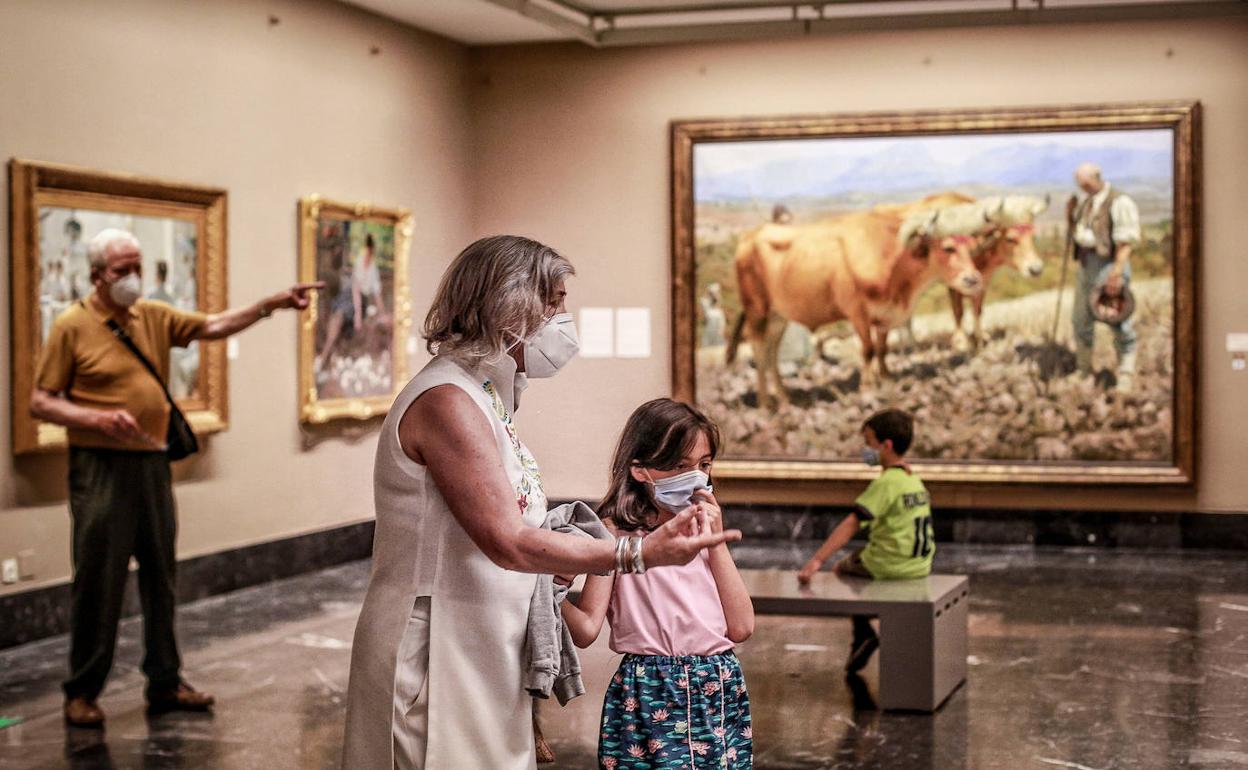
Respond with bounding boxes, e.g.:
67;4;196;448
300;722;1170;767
598;652;752;769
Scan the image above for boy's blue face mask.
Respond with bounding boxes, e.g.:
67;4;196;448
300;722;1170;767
646;469;713;513
861;446;882;467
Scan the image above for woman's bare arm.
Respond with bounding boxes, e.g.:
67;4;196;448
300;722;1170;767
401;386;741;575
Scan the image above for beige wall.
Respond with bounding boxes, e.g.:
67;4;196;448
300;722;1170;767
469;18;1248;514
0;0;472;595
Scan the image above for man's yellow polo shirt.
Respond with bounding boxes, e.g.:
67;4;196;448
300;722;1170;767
36;295;207;451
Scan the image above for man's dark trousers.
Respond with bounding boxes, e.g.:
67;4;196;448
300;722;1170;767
63;446;181;700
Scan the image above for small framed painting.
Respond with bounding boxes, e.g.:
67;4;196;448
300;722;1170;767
297;195;412;424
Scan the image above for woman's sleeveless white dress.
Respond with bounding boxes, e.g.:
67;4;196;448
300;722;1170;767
341;353;545;769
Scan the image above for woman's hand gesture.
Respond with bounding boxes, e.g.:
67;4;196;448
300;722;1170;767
640;505;741;569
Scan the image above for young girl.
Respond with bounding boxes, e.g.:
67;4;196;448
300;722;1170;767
561;398;755;769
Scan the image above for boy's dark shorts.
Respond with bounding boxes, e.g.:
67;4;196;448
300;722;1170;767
833;547;874;578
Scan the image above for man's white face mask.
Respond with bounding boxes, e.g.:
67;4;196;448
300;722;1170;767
523;313;579;378
107;273;142;307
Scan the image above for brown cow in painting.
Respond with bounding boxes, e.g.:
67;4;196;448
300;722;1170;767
726;208;983;410
947;197;1049;350
880;192;1051;351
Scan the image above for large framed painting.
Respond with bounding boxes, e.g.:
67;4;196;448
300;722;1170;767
297;195;412;424
671;101;1199;485
9;159;228;455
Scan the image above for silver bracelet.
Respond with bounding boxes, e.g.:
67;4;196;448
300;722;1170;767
614;536;631;574
630;535;646;575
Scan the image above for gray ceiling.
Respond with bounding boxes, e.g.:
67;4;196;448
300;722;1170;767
344;0;1248;47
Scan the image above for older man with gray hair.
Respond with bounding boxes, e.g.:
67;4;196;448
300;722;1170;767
1069;162;1141;393
32;228;320;727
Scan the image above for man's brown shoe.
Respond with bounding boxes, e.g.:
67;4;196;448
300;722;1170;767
64;697;105;728
146;682;215;715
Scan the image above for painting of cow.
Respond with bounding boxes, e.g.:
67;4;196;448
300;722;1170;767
726;206;984;410
880;192;1052;351
671;103;1199;484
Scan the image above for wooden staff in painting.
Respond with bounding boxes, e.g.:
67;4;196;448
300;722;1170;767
1050;193;1079;345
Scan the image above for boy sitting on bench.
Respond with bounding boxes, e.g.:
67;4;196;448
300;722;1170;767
797;408;935;672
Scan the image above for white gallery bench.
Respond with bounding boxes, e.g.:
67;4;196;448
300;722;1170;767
740;568;969;712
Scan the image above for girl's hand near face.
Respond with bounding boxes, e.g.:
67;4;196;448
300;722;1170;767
694;490;755;643
692;489;723;535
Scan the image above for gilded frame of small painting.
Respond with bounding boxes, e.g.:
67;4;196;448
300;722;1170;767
9;158;229;456
297;195;412;425
670;101;1199;486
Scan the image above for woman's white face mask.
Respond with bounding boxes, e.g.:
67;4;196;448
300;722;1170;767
523;312;579;378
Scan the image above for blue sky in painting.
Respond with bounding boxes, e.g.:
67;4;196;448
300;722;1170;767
693;129;1173;202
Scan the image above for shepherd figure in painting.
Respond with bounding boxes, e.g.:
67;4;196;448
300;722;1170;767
700;282;726;348
1069;162;1140;394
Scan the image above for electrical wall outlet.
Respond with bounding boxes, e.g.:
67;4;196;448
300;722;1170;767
17;550;36;580
1;558;18;585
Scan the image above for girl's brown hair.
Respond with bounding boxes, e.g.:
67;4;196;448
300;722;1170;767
598;398;720;532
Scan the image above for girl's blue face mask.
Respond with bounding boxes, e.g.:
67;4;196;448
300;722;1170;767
861;446;882;467
646;468;713;513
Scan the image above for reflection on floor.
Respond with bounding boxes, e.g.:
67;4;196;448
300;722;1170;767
1;544;1246;769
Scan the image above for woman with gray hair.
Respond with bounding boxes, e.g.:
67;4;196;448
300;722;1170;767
341;235;741;769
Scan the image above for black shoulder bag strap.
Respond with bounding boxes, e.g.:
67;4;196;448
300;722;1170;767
99;308;199;459
103;317;171;395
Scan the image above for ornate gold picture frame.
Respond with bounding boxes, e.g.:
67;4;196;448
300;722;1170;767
297;195;412;425
671;101;1199;486
9;159;229;455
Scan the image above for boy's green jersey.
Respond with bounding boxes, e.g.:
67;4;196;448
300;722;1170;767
855;467;934;579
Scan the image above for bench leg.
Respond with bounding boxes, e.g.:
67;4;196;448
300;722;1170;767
876;591;968;712
933;588;969;710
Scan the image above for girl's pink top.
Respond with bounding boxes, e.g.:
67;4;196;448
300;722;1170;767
608;548;733;656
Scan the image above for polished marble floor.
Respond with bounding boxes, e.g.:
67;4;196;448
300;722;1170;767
1;544;1246;769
